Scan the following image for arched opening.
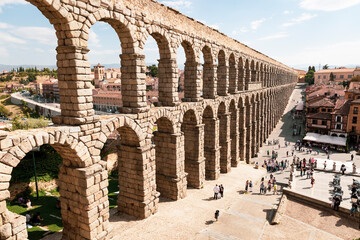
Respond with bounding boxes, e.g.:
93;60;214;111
228;54;237;94
180;41;199;102
203;106;220;180
238;98;246;162
238;58;244;91
88;20;124;114
202;46;215;99
229;100;238;167
154;117;186;200
217;50;228;96
251;60;256;82
3;138;105;239
331;133;338;137
218;102;231;173
181;110;204;188
145;32;177;107
245;59;250;90
245;96;252;163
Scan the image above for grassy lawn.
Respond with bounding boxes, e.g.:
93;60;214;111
7;190;62;240
7;177;119;239
108;178;119;209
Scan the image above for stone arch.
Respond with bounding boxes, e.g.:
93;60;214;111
244;95;252;163
202;105;220;180
0;130;107;239
228;53;237;93
179;105;201;126
245;58;251;90
229;99;239;167
202;45;217;99
144;26;178;106
218;102;231;173
181;109;204;188
217;50;229;96
238;56;245;91
153;115;187;200
149;109;178;134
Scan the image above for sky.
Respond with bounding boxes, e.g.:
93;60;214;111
0;0;360;70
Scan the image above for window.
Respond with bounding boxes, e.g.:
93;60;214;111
336;116;342;122
321;108;326;112
353;116;357;124
333;75;336;79
354;107;358;114
312;119;317;124
336;124;342;130
327;109;332;112
323;75;326;79
352;126;356;132
321;120;326;125
318;75;320;79
348;75;352;79
340;75;344;79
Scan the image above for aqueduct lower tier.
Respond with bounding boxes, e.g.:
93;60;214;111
0;0;298;239
0;84;295;239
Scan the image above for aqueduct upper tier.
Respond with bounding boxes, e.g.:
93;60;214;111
0;0;297;239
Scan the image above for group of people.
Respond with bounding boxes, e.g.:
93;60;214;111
17;196;32;209
213;184;224;200
26;211;43;226
296;157;316;187
263;159;288;173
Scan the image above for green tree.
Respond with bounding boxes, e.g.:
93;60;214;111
329;72;334;81
305;70;315;85
27;73;37;82
323;64;329;69
146;64;158;77
312;66;316;71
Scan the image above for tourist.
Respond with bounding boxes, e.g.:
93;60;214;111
219;184;224;198
333;196;341;211
323;161;327;170
260;182;265;194
30;212;43;226
350;201;358;216
26;199;32;210
292;150;294;157
215;210;219;221
213;184;219;200
25;211;32;224
245;180;249;193
340;164;346;175
311;177;315;188
351;154;354;161
18;196;25;207
286;151;288;157
273;184;277;195
267;180;272;192
249;180;253;192
267;150;269;156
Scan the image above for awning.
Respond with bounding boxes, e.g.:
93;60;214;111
303;132;346;146
296;101;304;111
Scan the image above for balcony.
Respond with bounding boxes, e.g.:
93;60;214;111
310;124;328;129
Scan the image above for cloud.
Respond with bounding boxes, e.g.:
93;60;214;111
88;29;101;47
300;0;360;11
282;13;317;27
232;27;249;36
161;1;192;9
283;10;293;15
251;18;266;30
259;32;288;41
11;27;56;46
0;31;26;44
0;0;28;13
0;22;12;29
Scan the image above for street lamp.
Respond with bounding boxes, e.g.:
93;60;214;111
31;147;40;200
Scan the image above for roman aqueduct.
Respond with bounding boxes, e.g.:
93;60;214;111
0;0;297;239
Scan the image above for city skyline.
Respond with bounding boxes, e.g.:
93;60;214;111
0;0;360;69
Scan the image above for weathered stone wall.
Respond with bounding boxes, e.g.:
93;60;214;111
0;0;298;239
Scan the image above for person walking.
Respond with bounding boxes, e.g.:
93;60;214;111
311;177;315;188
351;154;354;161
219;184;224;198
273;184;277;195
323;161;327;170
340;164;346;175
249;180;253;192
245;180;249;193
260;182;265;194
213;184;219;199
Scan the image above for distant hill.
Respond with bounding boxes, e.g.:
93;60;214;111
0;64;57;72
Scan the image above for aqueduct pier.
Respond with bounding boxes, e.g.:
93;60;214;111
0;0;297;239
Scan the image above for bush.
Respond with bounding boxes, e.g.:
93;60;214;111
12;117;48;130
